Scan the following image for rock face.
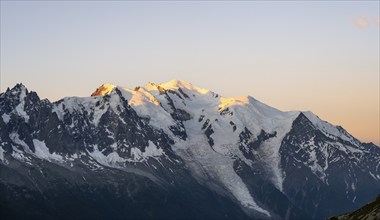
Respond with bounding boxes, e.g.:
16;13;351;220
0;80;379;220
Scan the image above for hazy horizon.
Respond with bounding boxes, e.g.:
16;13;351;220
1;1;379;145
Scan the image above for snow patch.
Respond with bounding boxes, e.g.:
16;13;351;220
143;141;164;157
2;114;10;124
15;87;29;123
0;146;5;162
32;139;63;161
130;141;164;161
52;105;64;121
11;147;32;164
88;145;129;168
369;171;378;180
9;133;31;153
105;152;127;165
88;145;108;166
93;104;109;126
130;147;143;161
351;182;356;191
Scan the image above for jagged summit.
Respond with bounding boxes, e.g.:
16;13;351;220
1;81;363;145
11;83;27;91
91;83;116;96
2;83;28;96
91;80;210;97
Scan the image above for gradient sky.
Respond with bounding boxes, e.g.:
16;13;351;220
1;1;379;145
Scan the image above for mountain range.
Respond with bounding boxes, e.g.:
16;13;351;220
0;80;379;220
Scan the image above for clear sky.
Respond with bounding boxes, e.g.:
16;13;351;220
1;1;379;145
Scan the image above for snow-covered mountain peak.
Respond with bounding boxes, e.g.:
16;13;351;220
219;96;250;109
2;83;28;98
91;83;116;96
158;79;209;95
11;83;27;91
0;83;31;123
120;87;161;107
143;82;160;91
302;111;357;145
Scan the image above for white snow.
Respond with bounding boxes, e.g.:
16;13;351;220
130;141;164;162
9;133;31;153
306;145;327;181
174;123;271;217
105;152;127;165
2;114;10;124
212;96;299;191
369;171;379;180
351;182;356;191
125;79;295;208
53;95;111;126
158;79;209;95
141;81;279;216
116;87;178;136
10;133;64;162
93;104;109;126
11;147;32;164
15;86;29;123
0;146;5;162
32;139;63;161
89;141;164;167
91;83;116;96
303;111;353;144
345;145;363;154
130;147;143;161
52;105;65;121
87;144;109;165
143;141;164;157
